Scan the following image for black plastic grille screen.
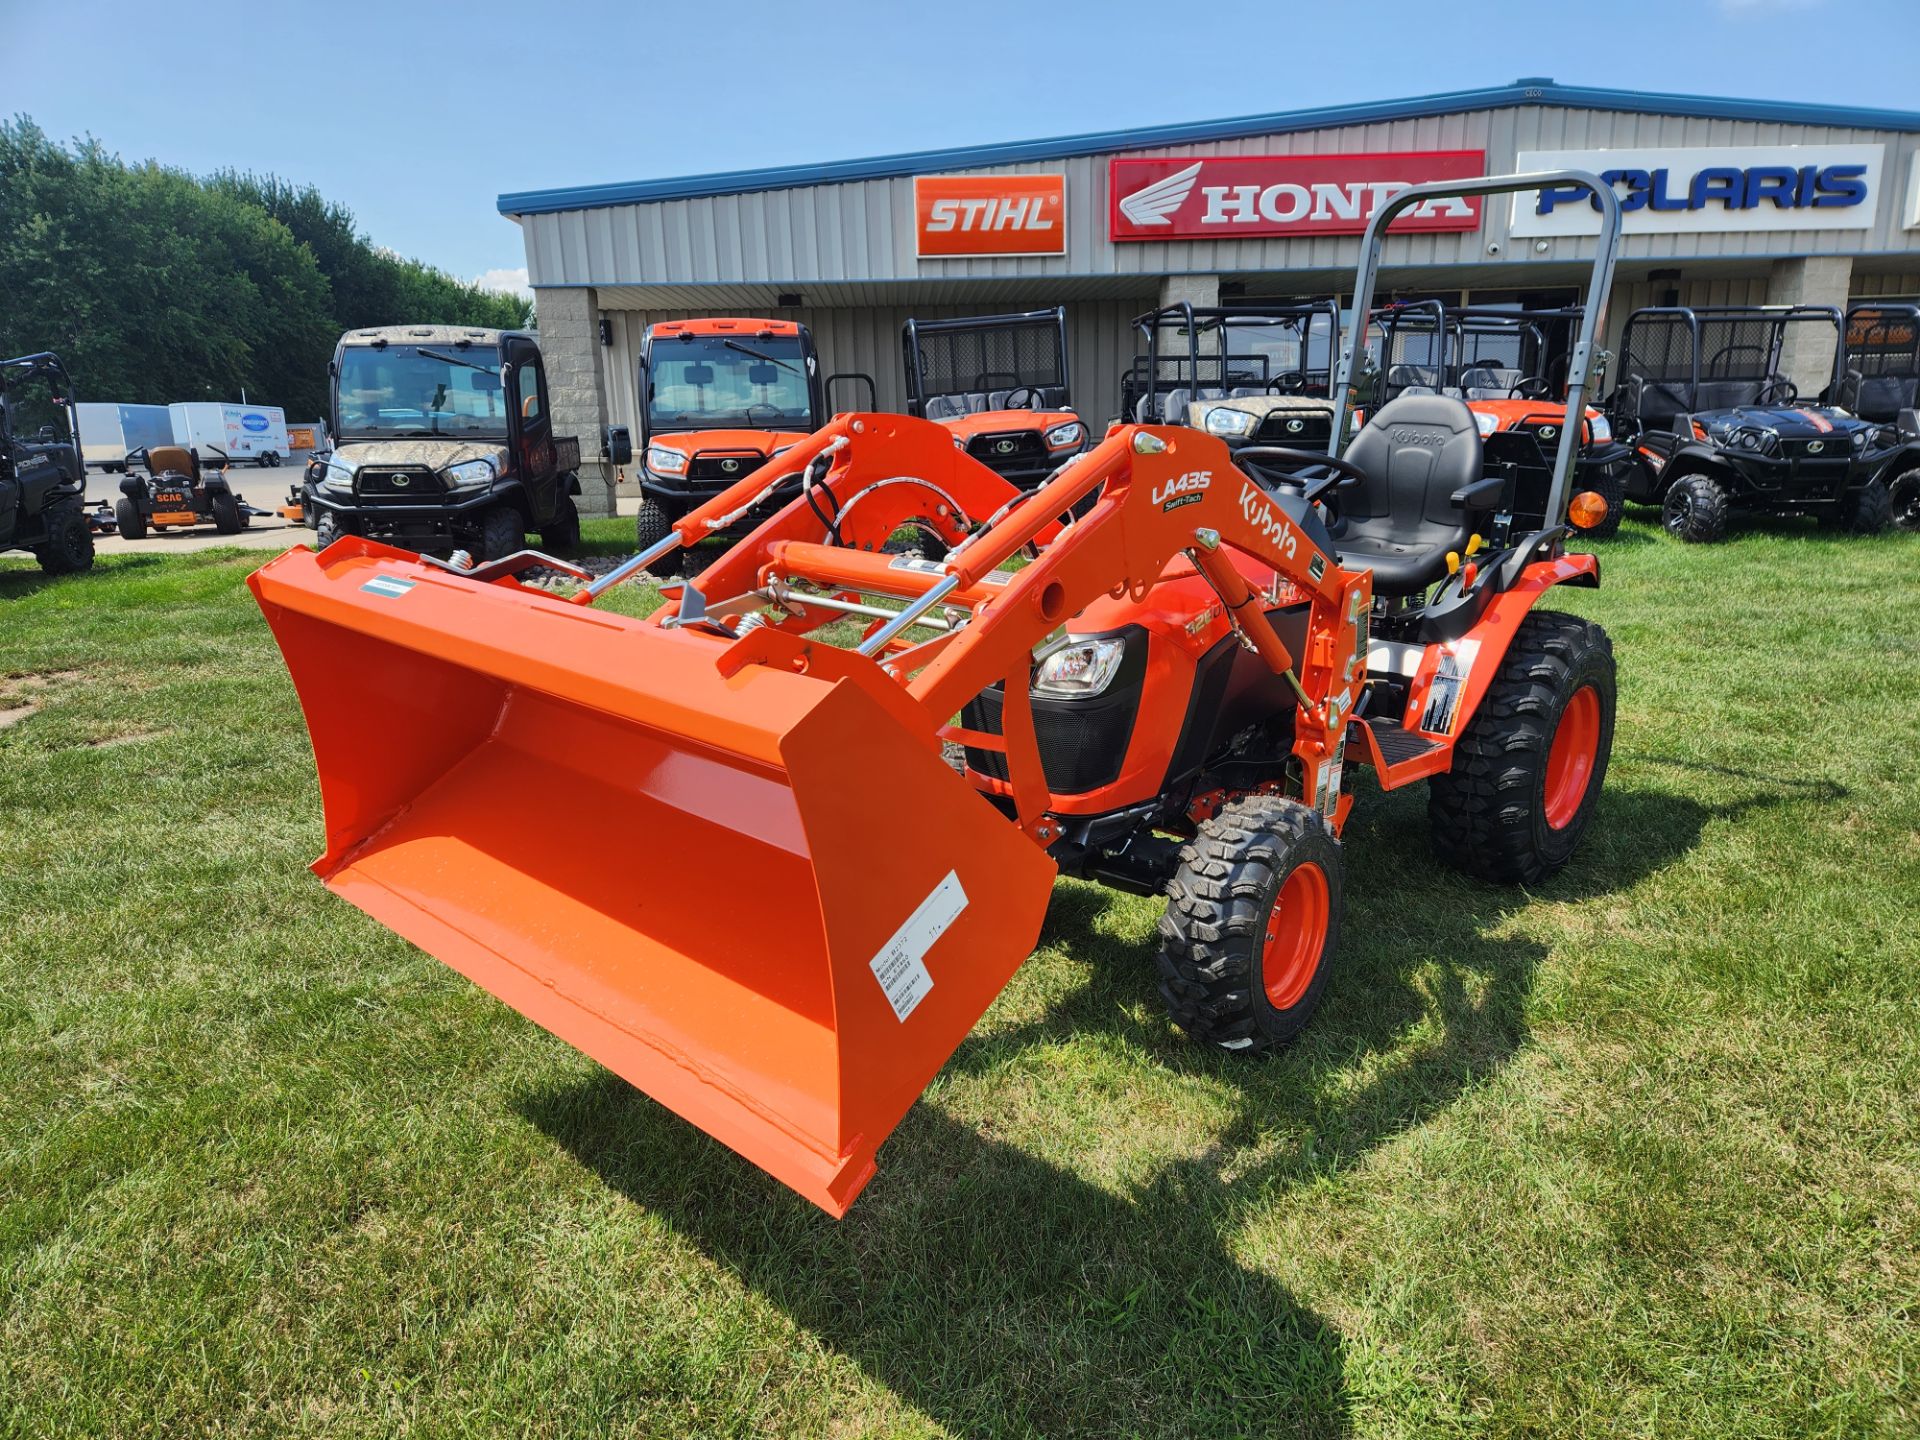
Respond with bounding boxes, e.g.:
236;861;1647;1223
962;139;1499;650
1847;309;1920;379
1620;315;1695;384
915;322;1063;398
1456;323;1539;376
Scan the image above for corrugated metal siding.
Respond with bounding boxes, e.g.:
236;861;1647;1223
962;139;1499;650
523;104;1920;290
596;299;1148;440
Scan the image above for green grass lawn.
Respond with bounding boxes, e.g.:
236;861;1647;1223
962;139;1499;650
2;516;1917;1438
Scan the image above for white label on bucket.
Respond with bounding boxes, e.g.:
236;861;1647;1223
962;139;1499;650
869;870;967;1022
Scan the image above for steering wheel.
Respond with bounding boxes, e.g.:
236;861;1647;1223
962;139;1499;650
1266;371;1308;395
1758;376;1798;406
1509;376;1554;400
1002;386;1044;410
745;402;784;425
1233;445;1369;506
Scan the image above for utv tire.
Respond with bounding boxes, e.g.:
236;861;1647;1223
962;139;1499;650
211;491;242;534
540;494;582;554
313;510;347;549
635;496;682;578
1571;464;1626;540
114;497;146;541
34;503;95;575
1156;795;1343;1055
1888;469;1920;532
1661;473;1728;543
1837;478;1893;535
1428;610;1615;885
480;506;525;562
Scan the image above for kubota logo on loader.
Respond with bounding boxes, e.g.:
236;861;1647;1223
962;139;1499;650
1239;480;1299;559
915;174;1067;257
1153;469;1213;510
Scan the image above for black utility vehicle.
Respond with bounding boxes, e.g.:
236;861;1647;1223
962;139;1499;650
301;326;582;559
114;444;248;538
1607;306;1904;542
1;352;94;575
1832;303;1920;529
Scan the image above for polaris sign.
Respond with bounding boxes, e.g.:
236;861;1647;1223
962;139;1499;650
1511;146;1883;237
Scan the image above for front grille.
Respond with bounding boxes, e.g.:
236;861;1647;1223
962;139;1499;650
967;431;1048;475
687;453;769;483
1254;413;1332;448
356;466;443;502
1785;438;1842;459
960;630;1147;795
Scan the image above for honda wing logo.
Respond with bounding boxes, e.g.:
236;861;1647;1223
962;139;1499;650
1118;162;1202;227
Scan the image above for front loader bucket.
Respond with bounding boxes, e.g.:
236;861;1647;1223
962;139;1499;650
249;540;1056;1215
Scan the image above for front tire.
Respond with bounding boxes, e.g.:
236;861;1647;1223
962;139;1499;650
1156;795;1343;1054
1661;473;1728;543
1837;478;1893;535
1429;610;1615;885
1888;469;1920;532
635;496;682;577
540;493;581;554
34;503;95;575
480;505;525;561
114;496;146;541
314;510;347;549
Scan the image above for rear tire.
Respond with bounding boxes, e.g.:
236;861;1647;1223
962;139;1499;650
1661;473;1728;543
1156;795;1343;1054
1837;478;1893;535
211;491;242;534
480;506;524;562
635;496;682;577
1889;469;1920;532
1428;610;1615;885
540;494;581;554
114;497;146;541
34;503;95;575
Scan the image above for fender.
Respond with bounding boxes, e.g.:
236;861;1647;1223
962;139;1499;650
118;475;145;500
1870;441;1920;483
1406;551;1600;743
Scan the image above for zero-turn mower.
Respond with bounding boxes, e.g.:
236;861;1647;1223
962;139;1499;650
251;172;1626;1217
115;444;250;538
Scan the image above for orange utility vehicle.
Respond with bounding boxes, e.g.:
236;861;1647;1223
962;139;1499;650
250;172;1625;1217
903;308;1087;489
627;317;872;575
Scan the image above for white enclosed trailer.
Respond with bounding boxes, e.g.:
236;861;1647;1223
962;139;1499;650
168;402;291;467
73;402;174;471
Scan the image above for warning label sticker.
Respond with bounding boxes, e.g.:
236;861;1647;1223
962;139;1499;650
869;870;968;1021
360;576;416;599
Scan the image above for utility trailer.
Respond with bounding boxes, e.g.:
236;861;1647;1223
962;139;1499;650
73;402;174;473
170;402;291;468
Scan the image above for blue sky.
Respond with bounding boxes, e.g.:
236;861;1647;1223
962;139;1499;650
11;0;1917;296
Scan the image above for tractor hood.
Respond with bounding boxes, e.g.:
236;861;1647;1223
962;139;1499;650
328;439;511;474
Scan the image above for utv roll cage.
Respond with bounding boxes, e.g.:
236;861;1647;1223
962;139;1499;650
1;352;81;438
1375;303;1585;404
1123;300;1341;424
1833;303;1920;424
1607;305;1841;429
902;308;1071;420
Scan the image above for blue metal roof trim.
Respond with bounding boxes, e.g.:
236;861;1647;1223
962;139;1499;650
497;81;1920;217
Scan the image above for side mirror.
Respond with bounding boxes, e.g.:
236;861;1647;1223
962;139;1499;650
603;424;633;466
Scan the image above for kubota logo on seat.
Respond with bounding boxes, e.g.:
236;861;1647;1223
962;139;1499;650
1153;469;1212;510
915;174;1066;257
1390;427;1446;447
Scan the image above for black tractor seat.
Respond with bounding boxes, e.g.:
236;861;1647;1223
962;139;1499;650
1330;394;1494;595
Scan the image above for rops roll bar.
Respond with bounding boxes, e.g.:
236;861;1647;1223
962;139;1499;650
1328;170;1623;529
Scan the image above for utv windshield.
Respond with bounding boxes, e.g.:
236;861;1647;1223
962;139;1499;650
647;335;814;431
334;344;508;438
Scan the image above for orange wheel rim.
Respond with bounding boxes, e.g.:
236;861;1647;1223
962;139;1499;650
1263;861;1330;1011
1544;685;1600;830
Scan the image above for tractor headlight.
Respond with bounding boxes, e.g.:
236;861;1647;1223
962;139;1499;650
1202;407;1256;438
1032;636;1127;699
1588;413;1612;444
319;459;355;493
646;444;688;476
1044;420;1086;451
445;458;496;492
1473;411;1498;438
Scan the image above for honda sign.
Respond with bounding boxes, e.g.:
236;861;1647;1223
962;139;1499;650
1107;151;1486;241
915;174;1067;258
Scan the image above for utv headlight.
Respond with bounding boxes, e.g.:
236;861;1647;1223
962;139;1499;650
1202;407;1257;438
1473;411;1498;438
446;457;496;491
646;444;688;476
1734;429;1761;450
1850;428;1869;451
1588;414;1612;444
1032;637;1127;698
319;459;355;493
1044;420;1086;450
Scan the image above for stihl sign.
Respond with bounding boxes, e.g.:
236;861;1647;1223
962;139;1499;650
1108;151;1486;241
915;174;1067;257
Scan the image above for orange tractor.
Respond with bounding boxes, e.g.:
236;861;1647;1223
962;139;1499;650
250;173;1625;1216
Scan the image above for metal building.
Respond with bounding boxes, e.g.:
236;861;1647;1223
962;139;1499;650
498;78;1920;515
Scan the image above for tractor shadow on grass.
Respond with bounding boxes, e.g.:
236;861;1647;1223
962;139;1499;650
519;762;1836;1438
0;552;165;600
